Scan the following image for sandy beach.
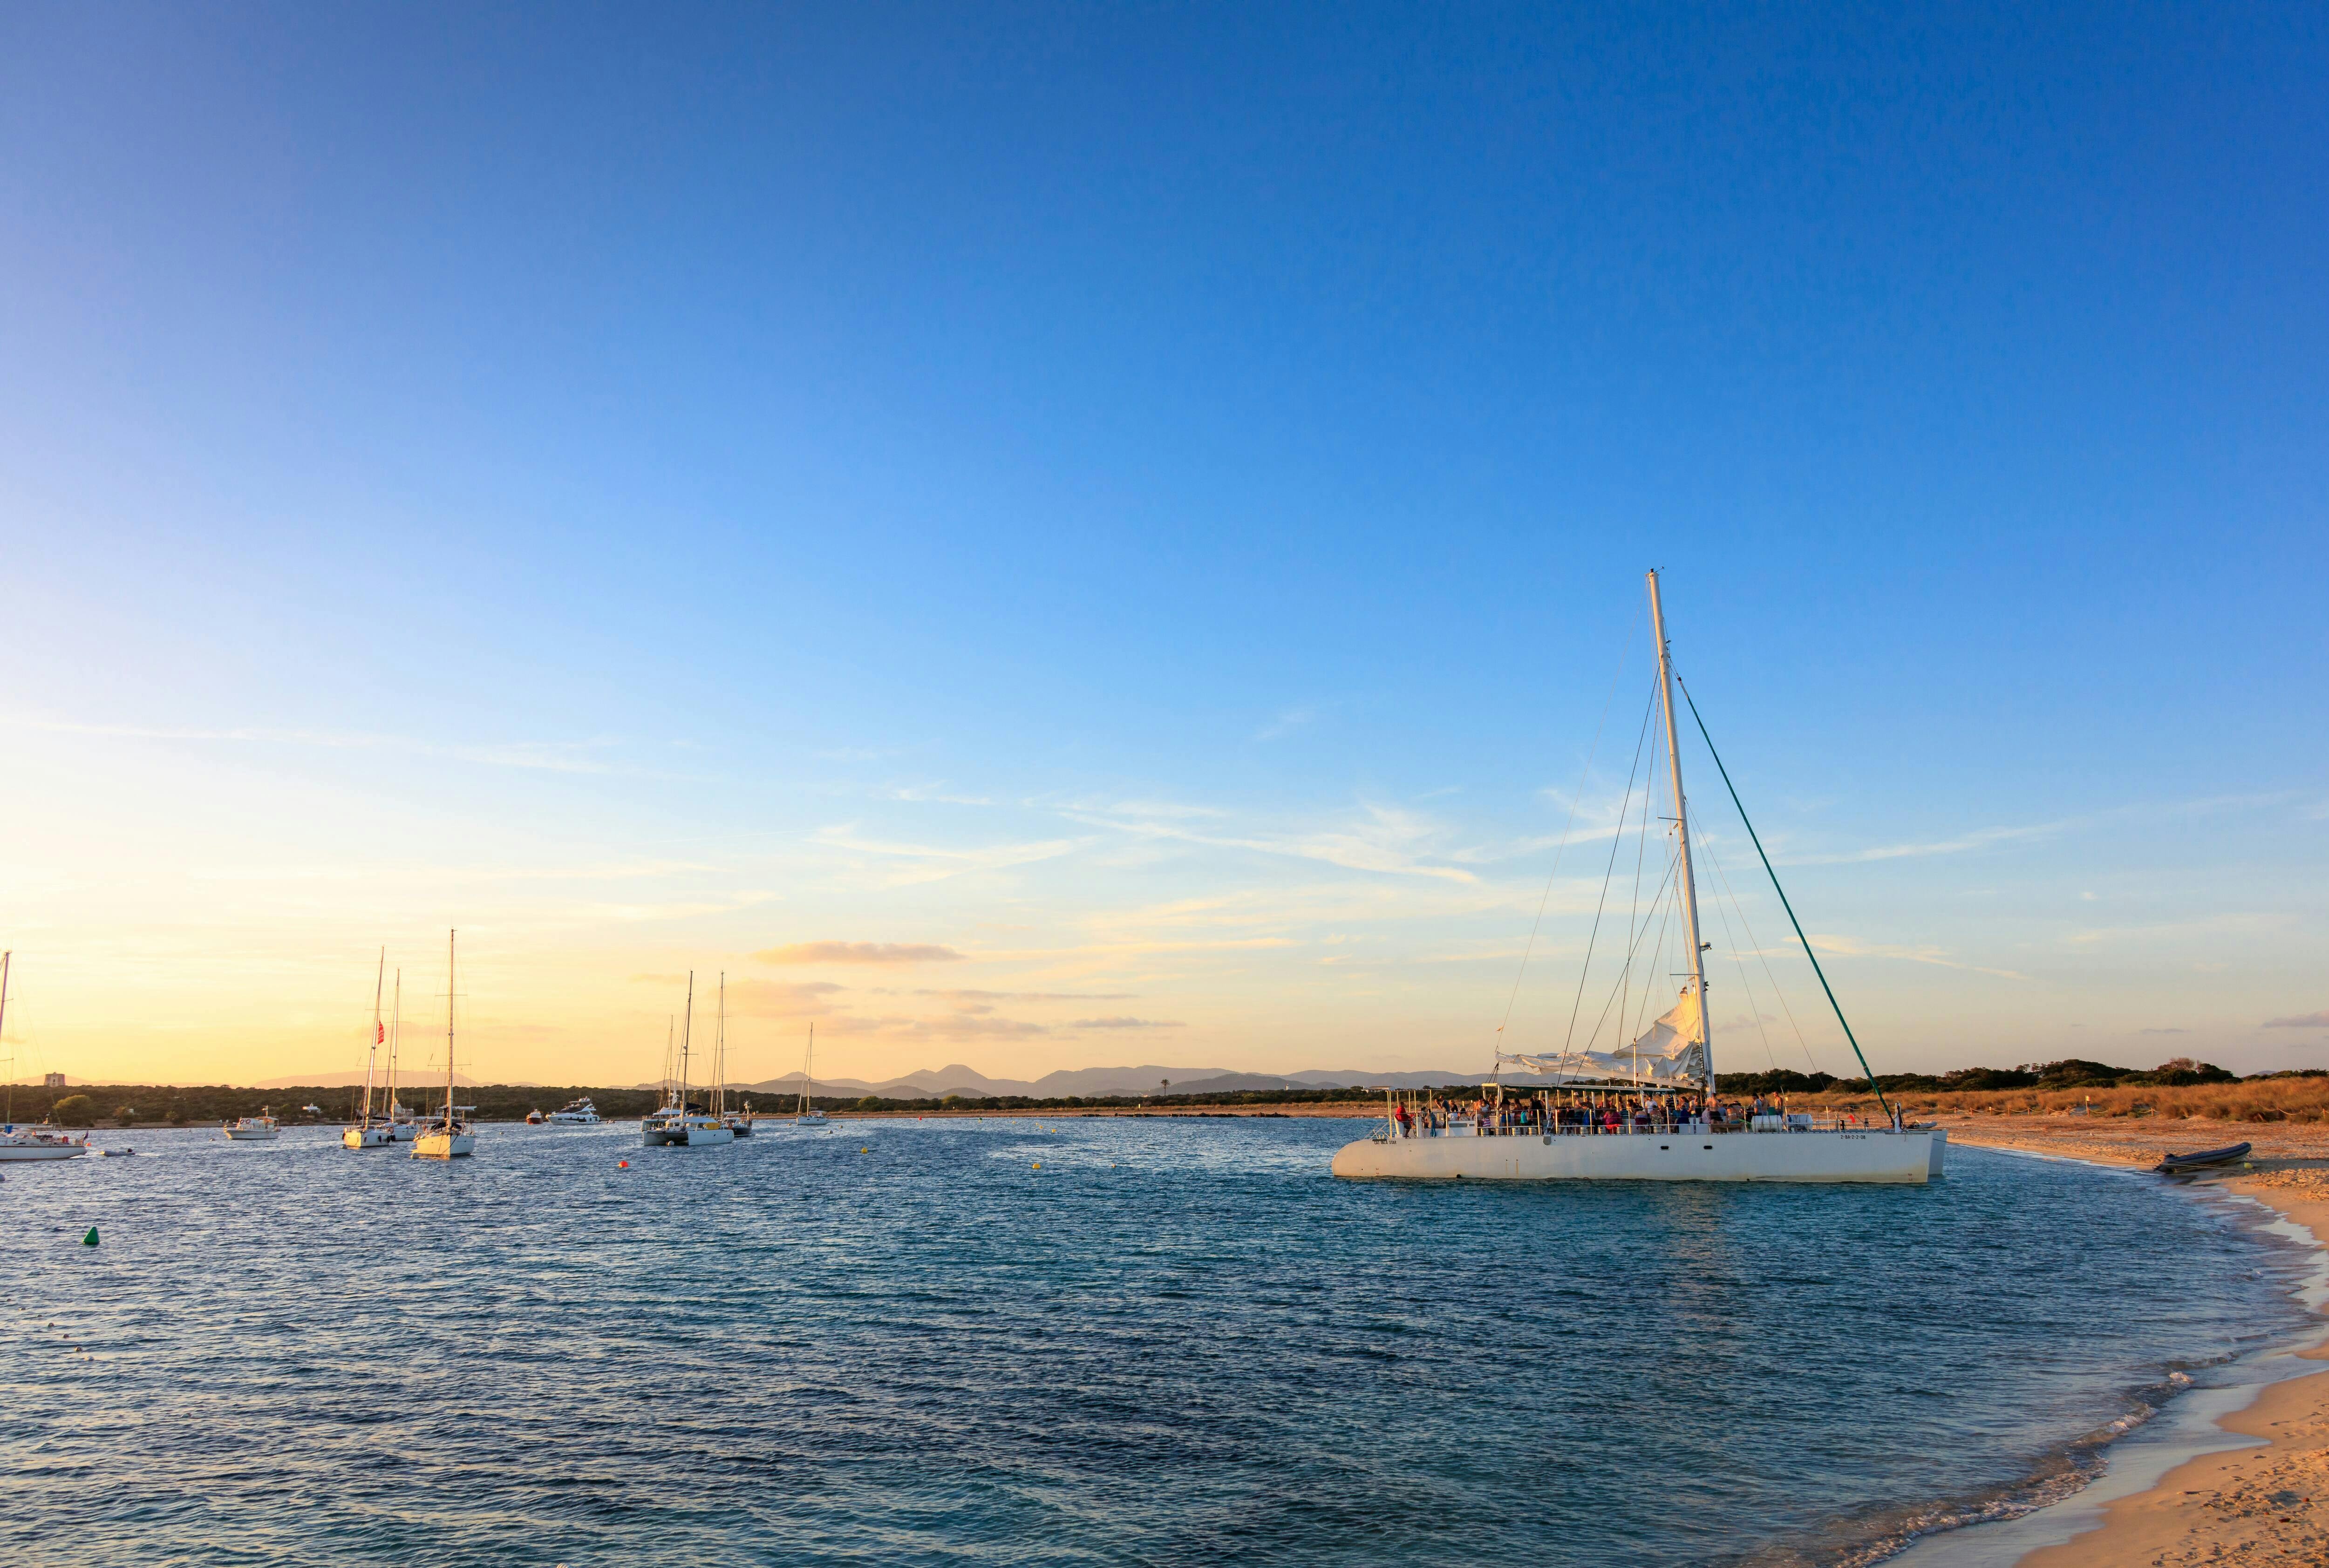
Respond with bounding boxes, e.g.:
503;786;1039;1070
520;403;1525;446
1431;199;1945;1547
1941;1115;2329;1566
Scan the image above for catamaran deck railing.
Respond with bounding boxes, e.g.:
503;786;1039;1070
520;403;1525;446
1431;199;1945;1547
1373;1113;1886;1142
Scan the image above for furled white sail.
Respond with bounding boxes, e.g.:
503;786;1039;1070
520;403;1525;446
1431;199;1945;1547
1500;989;1708;1087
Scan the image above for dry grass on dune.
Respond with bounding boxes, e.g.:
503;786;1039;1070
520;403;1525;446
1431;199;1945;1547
1810;1078;2329;1126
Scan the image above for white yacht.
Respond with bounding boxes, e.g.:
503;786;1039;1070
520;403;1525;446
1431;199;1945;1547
225;1111;282;1142
345;951;396;1150
547;1098;602;1124
0;1125;90;1161
412;930;476;1160
1333;571;1943;1186
0;954;89;1161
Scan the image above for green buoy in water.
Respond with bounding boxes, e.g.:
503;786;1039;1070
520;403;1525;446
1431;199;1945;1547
82;1228;99;1246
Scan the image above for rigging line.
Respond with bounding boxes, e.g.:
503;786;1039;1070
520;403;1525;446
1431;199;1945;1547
1491;604;1641;1056
1621;699;1661;1046
1619;861;1681;1051
1698;846;1781;1072
1698;830;1823;1076
1558;676;1660;1061
1578;842;1677;1056
1674;673;1893;1122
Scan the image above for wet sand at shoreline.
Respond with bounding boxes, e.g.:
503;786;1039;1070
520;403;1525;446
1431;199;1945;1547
1943;1115;2329;1566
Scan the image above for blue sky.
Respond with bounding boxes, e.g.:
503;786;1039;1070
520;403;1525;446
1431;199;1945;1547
1;2;2322;1086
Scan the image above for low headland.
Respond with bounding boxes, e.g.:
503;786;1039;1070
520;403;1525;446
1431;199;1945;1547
21;1054;2327;1132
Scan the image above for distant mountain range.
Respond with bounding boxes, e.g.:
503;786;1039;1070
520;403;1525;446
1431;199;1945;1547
651;1063;1487;1099
21;1063;1485;1094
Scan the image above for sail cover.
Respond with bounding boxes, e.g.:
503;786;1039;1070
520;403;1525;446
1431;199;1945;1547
1500;988;1708;1087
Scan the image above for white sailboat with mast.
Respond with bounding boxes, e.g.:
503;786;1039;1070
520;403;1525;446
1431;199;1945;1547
382;968;418;1141
717;972;754;1135
1333;570;1944;1184
0;952;91;1161
642;1016;683;1144
344;948;394;1149
792;1022;829;1127
412;930;476;1160
679;969;734;1147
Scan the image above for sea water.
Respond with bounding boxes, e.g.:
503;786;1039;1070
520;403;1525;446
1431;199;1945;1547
1;1118;2313;1566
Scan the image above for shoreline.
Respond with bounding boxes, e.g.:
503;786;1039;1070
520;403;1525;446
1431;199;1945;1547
1917;1118;2329;1566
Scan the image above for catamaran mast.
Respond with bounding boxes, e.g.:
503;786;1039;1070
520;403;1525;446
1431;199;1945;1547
714;972;726;1119
1646;570;1713;1090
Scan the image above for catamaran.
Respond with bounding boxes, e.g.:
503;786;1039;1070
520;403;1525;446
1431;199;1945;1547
344;950;395;1149
412;930;476;1159
1333;571;1944;1185
792;1022;830;1127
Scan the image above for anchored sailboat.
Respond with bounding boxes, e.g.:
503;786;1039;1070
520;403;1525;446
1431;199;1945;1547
1333;570;1944;1184
0;953;91;1162
344;949;394;1149
717;973;754;1136
412;930;476;1160
642;974;734;1148
793;1023;829;1127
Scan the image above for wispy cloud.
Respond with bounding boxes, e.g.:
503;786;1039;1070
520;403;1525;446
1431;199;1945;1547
19;716;634;776
755;941;966;967
1809;933;2027;981
1255;706;1316;742
1059;798;1480;884
1069;1016;1185;1030
1780;793;2300;868
813;824;1088;886
2263;1011;2329;1029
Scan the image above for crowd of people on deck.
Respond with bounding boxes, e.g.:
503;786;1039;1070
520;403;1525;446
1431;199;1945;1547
1389;1088;1854;1137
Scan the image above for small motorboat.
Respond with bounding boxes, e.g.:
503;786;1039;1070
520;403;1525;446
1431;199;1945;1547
525;1108;545;1125
225;1111;282;1141
2153;1142;2252;1174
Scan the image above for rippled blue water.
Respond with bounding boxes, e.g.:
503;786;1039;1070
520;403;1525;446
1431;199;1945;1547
1;1118;2310;1566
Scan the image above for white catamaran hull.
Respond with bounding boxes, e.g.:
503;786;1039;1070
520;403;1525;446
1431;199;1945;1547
411;1131;476;1159
1332;1127;1945;1183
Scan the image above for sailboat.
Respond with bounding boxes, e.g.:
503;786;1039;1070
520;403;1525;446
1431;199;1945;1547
382;970;418;1141
717;973;753;1136
641;975;733;1148
641;1017;685;1145
678;970;733;1147
412;930;476;1159
344;950;394;1149
792;1023;830;1127
0;952;91;1162
1333;571;1944;1184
